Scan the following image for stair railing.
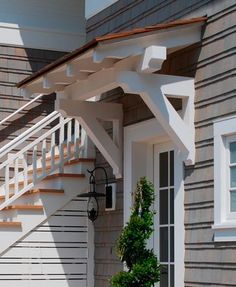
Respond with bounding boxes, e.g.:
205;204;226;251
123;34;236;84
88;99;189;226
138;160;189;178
0;93;44;126
0;111;82;210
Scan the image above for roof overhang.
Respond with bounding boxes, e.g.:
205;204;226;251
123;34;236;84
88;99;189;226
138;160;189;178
17;17;207;178
17;17;207;97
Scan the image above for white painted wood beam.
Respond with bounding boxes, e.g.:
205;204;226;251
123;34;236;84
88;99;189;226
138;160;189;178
65;70;118;100
93;24;202;62
56;99;123;178
138;46;167;73
20;82;65;98
71;57;115;73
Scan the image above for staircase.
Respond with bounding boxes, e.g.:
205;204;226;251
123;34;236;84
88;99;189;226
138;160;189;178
0;110;94;255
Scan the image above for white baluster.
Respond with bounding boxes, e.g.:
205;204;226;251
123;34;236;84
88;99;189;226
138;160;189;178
42;139;47;175
59;116;65;172
50;132;56;171
22;153;28;188
33;145;38;182
67;120;72;158
74;120;80;158
14;157;19;194
5;164;10;201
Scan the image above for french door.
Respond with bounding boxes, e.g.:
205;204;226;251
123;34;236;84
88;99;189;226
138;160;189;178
154;143;181;287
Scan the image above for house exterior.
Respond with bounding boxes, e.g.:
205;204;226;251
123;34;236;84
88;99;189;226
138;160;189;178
0;1;235;287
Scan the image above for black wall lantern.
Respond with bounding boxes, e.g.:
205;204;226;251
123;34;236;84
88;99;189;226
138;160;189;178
78;167;112;222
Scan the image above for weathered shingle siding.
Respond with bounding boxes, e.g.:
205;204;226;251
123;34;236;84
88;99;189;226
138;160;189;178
0;45;65;149
87;0;236;286
87;0;213;40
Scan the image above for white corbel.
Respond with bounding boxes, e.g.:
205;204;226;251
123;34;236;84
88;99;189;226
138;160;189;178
138;46;166;73
56;99;123;178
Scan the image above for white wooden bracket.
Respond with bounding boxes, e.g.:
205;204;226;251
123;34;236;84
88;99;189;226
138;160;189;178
56;99;123;178
64;69;195;165
118;71;195;165
138;46;166;73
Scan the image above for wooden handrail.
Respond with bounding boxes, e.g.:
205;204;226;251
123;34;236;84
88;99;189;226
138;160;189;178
0;93;44;126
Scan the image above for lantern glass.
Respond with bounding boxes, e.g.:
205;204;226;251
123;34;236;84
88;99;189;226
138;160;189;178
87;196;99;222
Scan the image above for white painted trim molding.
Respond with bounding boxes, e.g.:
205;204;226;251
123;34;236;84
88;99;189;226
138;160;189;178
213;115;236;241
0;24;85;52
124;118;185;287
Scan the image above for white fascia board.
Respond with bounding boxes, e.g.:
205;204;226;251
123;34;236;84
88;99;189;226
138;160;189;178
93;24;202;62
0;23;85;52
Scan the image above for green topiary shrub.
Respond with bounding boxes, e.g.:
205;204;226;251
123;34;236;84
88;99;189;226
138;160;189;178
110;177;160;287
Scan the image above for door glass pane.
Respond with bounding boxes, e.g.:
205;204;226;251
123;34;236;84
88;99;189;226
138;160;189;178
170;265;175;287
160;265;168;287
230;166;236;188
160;189;168;224
160;152;168;187
170;188;174;224
230;142;236;163
170;227;174;262
231;191;236;212
160;227;168;262
170;150;174;186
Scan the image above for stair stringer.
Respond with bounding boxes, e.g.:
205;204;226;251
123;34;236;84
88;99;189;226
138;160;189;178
0;196;89;287
0;161;94;256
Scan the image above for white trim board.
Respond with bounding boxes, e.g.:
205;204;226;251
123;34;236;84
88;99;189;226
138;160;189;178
0;24;85;52
124;118;185;287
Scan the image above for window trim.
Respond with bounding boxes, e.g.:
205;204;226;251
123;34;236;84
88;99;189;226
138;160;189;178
213;116;236;241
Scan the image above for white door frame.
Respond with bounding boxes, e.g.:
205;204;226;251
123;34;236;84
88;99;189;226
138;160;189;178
124;118;184;287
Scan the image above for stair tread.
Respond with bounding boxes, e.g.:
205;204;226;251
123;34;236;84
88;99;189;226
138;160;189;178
26;188;64;195
28;157;95;174
45;173;85;180
0;222;21;227
4;205;43;211
9;172;85;188
0;189;64;200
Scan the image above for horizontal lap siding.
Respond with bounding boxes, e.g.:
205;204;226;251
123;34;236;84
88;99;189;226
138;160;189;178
93;143;124;287
87;0;236;286
0;45;65;149
180;4;236;287
0;198;88;287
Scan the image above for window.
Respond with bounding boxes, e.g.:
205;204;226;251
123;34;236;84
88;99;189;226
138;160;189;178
157;150;175;287
213;116;236;241
227;136;236;214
